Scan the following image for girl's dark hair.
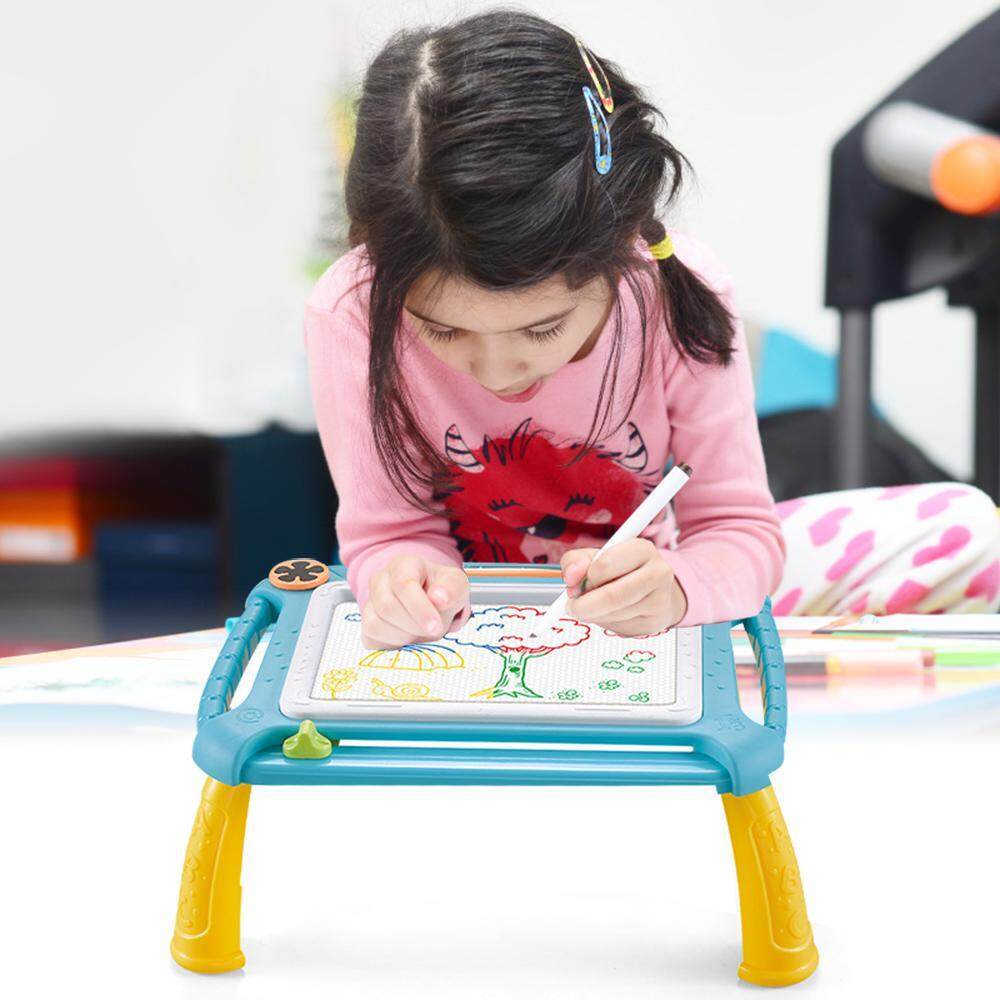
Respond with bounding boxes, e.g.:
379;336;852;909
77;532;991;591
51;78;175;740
345;8;736;509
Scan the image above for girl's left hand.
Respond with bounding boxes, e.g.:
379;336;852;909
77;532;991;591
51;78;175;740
561;539;687;636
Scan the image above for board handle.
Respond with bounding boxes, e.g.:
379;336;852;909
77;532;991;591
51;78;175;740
463;562;562;579
197;592;277;728
741;598;787;740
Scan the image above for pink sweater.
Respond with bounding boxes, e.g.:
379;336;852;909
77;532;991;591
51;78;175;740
304;232;785;626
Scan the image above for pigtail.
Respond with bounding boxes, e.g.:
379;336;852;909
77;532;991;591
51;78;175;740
640;218;737;366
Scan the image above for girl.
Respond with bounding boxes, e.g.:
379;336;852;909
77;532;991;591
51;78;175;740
306;10;1000;649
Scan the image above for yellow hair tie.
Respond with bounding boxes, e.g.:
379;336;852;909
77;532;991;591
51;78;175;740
648;234;674;260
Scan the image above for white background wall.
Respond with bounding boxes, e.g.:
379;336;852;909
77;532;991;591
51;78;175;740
3;1;996;475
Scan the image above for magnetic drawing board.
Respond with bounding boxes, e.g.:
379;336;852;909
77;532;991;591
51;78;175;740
279;582;702;725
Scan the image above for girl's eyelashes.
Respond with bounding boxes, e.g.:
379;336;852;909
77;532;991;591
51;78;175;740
424;325;459;343
422;321;567;343
523;321;566;343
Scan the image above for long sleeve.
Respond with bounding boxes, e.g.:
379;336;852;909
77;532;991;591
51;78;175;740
661;244;785;626
304;297;462;605
303;240;782;625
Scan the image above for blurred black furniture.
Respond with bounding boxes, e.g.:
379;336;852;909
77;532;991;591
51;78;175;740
825;10;1000;498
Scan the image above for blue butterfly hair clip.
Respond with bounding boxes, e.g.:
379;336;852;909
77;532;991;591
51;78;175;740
582;85;612;175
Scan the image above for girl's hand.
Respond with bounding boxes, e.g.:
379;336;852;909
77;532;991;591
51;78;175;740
561;539;687;636
362;555;470;649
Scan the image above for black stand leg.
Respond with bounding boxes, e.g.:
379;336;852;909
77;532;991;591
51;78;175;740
836;308;873;489
974;303;1000;502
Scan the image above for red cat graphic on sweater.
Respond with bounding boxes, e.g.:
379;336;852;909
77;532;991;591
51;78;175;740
439;418;658;564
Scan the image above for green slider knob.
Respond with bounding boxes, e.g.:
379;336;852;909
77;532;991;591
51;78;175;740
282;720;334;760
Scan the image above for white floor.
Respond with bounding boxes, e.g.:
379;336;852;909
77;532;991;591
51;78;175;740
2;719;999;998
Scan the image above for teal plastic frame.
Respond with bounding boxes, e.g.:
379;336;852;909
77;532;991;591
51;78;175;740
194;564;786;796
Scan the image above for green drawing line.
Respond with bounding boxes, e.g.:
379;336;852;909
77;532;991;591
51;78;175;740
491;651;542;699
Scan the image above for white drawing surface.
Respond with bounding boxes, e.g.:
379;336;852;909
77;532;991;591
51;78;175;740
310;603;678;706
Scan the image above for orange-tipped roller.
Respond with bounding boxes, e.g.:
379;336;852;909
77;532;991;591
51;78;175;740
863;102;1000;217
931;134;1000;215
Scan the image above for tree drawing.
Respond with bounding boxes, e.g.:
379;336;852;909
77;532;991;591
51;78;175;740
452;606;590;699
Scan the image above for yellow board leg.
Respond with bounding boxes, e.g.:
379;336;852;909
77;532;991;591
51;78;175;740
170;778;251;974
722;785;819;987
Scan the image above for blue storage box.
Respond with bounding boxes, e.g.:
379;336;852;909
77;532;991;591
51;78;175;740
95;521;220;637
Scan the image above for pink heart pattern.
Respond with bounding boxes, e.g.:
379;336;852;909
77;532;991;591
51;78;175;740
826;530;875;582
775;498;806;521
809;506;852;546
886;579;931;614
965;560;1000;604
912;525;972;567
849;591;869;614
772;587;802;616
879;485;918;501
917;488;967;521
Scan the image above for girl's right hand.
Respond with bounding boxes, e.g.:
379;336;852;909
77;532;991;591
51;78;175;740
362;555;470;649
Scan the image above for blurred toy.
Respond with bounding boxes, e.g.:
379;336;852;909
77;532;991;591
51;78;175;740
825;11;1000;497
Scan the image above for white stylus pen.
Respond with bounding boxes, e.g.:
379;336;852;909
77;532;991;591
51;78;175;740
531;462;693;635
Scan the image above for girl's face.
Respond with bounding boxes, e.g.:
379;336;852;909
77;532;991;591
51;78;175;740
404;271;613;401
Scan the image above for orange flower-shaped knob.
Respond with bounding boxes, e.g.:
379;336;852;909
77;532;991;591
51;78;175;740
268;558;330;591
